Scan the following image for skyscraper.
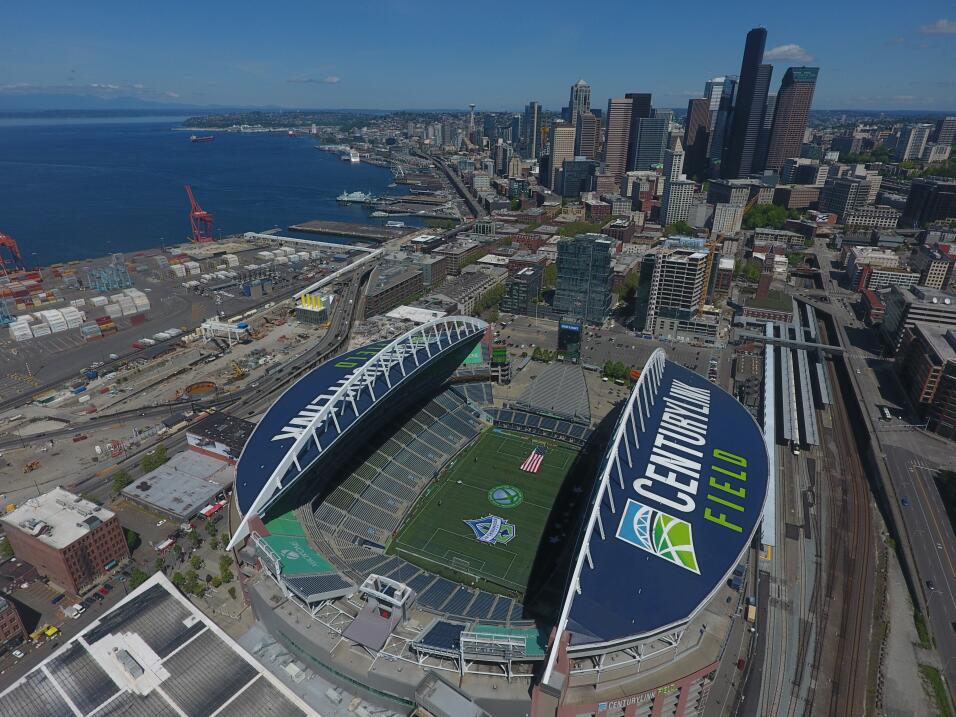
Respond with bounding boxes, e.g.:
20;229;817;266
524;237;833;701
510;114;522;146
766;67;819;171
663;138;685;183
683;98;711;178
707;77;737;167
603;97;634;183
574;111;600;160
553;234;613;324
632;114;669;171
522;101;541;159
933;116;956;146
643;245;712;336
625;92;653;170
723;28;772;178
754;92;776;173
661;179;695;226
569;80;591;126
548;122;576;190
896;124;934;161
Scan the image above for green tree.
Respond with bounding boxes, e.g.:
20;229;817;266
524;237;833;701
228;586;238;600
510;198;521;210
172;544;183;560
111;469;133;494
124;528;141;552
171;571;186;590
424;218;455;230
141;444;168;473
558;221;606;237
0;539;13;560
742;204;794;230
619;272;640;301
542;264;557;290
154;556;166;573
128;567;149;589
190;555;203;571
188;531;200;548
211;576;222;588
205;520;217;536
664;220;694;236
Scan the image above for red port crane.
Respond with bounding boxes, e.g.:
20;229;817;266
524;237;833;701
184;185;215;243
0;232;25;275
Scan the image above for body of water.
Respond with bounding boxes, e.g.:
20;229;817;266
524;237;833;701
0;119;410;265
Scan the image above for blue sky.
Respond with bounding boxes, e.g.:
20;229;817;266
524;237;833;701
2;1;955;111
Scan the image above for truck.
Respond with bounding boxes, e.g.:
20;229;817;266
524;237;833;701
746;604;757;624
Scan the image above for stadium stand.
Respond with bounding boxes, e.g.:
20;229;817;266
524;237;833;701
452;381;494;407
514;363;591;424
485;407;592;446
294;374;591;627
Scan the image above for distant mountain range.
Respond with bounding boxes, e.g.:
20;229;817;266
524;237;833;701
0;92;220;112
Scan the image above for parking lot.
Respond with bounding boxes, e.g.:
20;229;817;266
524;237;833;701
494;314;732;389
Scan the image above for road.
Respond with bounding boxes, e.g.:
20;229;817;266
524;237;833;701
809;240;956;695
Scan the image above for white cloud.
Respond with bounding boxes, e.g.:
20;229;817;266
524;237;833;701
288;75;341;85
764;44;814;62
920;18;956;34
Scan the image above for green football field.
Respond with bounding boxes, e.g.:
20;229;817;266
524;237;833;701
390;428;578;597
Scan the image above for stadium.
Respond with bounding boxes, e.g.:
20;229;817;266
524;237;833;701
230;317;769;717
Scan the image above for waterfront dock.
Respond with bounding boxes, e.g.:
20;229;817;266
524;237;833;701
288;220;412;242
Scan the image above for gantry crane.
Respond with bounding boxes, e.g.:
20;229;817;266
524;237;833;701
0;232;24;275
184;185;215;243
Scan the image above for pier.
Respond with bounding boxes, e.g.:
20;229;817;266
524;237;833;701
288;220;412;242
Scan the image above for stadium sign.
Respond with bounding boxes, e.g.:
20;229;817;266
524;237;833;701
465;515;517;545
544;349;769;676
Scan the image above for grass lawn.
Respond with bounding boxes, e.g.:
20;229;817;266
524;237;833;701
390;428;577;597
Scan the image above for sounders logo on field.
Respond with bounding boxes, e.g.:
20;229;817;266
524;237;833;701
616;499;700;574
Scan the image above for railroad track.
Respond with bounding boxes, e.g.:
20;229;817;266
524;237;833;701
819;319;875;716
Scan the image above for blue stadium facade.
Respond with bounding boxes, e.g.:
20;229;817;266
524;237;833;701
543;348;768;684
228;316;488;549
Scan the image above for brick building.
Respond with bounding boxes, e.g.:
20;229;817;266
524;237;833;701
896;323;956;440
0;596;26;646
1;488;129;595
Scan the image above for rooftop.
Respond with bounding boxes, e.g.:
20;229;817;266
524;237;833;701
746;290;793;313
121;452;232;520
913;322;956;364
187;411;256;457
0;573;315;716
1;488;114;550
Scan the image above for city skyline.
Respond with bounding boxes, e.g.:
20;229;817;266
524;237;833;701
2;1;956;111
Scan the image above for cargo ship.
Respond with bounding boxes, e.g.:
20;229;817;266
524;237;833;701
190;135;215;143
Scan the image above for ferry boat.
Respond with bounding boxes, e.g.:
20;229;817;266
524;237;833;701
341;149;361;163
337;191;372;203
190;135;215;143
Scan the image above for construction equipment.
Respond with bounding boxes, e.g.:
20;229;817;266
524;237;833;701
0;232;25;274
23;460;40;473
230;361;246;379
184;185;215;243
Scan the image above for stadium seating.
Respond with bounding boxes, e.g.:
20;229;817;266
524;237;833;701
298;386;577;627
486;407;592;446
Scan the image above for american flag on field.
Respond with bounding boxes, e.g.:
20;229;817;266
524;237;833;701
520;446;547;474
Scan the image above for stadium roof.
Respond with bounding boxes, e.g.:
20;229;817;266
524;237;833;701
544;349;768;679
0;572;315;716
229;316;487;549
514;363;591;425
